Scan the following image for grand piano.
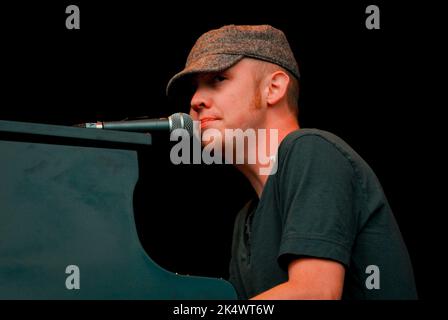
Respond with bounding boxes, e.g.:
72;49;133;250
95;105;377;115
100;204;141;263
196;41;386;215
0;120;236;299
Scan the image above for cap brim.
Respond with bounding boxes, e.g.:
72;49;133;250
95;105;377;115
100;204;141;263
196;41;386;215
166;54;244;97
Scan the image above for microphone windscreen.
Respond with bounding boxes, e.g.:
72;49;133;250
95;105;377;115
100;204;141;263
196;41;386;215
169;113;193;136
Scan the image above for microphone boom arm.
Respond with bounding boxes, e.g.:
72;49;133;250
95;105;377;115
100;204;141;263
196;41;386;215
89;119;170;132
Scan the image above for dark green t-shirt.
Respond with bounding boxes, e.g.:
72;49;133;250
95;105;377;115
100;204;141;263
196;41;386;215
228;129;417;300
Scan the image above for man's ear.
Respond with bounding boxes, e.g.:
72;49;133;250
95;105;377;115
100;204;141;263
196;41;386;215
266;71;290;106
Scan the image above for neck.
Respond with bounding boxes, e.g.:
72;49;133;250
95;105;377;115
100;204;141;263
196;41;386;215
235;118;300;198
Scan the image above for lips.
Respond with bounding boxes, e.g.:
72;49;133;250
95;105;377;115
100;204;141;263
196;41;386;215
200;117;221;129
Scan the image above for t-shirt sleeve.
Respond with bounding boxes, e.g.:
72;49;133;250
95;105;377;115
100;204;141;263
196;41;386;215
277;135;359;270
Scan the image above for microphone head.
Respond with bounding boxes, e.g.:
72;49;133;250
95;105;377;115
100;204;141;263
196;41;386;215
168;113;193;136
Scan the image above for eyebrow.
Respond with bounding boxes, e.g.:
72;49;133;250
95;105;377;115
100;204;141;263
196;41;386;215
191;71;224;86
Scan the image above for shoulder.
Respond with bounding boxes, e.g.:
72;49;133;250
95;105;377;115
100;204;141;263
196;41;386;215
279;129;357;161
276;129;359;174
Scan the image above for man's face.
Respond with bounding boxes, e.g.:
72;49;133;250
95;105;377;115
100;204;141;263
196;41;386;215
189;58;265;146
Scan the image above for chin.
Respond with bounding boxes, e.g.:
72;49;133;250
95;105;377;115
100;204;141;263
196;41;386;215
201;132;223;149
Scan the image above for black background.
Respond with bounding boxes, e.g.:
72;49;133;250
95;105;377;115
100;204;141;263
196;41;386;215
0;0;441;304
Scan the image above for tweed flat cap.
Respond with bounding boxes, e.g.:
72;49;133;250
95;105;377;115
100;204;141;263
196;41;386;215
166;25;299;96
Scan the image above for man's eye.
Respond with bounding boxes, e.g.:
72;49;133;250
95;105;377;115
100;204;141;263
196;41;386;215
213;75;226;82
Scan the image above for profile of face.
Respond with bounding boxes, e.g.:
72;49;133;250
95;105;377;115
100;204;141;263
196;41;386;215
189;58;266;151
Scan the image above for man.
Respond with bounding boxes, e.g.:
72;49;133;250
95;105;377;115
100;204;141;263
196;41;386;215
166;25;418;299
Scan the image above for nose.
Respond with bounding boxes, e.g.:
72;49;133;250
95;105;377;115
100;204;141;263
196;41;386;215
190;87;211;113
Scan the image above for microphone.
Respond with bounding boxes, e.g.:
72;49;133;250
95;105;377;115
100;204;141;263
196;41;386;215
79;113;194;135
